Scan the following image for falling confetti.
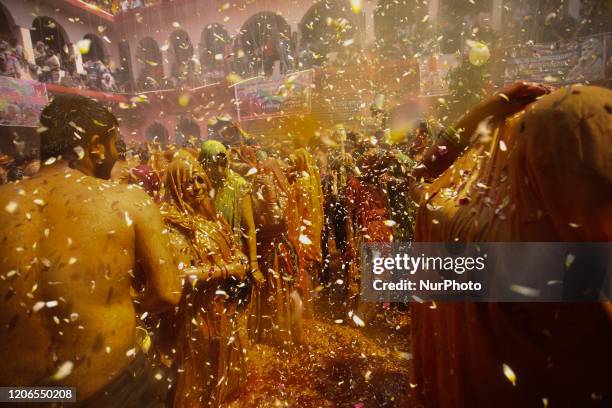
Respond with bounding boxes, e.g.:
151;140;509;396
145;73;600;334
502;363;517;386
565;253;575;269
4;201;18;214
178;94;190;107
351;313;365;327
76;38;91;55
467;40;490;66
298;234;312;245
510;284;540;298
51;361;74;381
73;146;85;160
124;211;133;227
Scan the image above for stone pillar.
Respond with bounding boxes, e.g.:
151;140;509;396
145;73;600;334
363;0;376;46
19;26;35;65
568;0;580;20
15;26;34;80
492;0;503;31
74;44;84;75
428;0;440;22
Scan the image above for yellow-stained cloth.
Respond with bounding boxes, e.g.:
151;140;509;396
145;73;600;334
287;149;324;314
160;152;247;408
410;86;612;407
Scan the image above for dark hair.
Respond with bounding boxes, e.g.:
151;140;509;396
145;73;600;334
39;95;119;160
137;147;149;164
7;164;24;182
116;138;127;161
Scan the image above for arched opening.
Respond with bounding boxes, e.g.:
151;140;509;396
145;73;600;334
81;33;107;63
0;2;16;43
169;29;194;81
175;117;201;146
31;16;70;65
240;12;292;76
200;23;230;77
137;37;164;90
437;0;493;53
300;0;362;65
374;0;429;59
145;122;169;146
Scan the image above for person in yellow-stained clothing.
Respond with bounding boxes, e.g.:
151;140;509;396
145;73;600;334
409;83;612;407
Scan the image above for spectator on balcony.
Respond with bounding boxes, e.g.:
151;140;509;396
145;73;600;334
60;64;85;88
262;37;278;76
33;41;46;67
84;59;111;90
41;48;61;84
8;38;26;71
83;59;99;89
0;41;21;78
63;42;78;75
100;71;119;92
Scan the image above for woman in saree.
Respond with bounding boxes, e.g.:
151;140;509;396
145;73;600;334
199;140;262;285
248;154;302;345
287;148;325;318
159;152;248;407
344;149;399;321
409;83;612;407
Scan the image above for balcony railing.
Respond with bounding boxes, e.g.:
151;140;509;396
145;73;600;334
61;0;161;19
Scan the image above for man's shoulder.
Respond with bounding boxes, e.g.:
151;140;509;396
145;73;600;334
106;182;157;209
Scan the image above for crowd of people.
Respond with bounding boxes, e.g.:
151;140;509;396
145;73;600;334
0;85;426;404
0;37;122;93
84;0;153;14
0;39;26;79
0;76;610;407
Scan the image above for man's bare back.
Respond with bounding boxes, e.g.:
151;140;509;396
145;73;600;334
0;163;180;400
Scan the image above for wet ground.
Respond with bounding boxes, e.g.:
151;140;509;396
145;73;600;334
225;279;411;408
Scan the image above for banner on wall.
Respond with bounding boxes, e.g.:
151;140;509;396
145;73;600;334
0;77;48;127
234;69;314;121
505;34;608;84
418;54;459;97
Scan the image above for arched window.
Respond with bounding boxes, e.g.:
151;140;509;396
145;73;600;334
300;0;361;63
200;23;230;75
240;12;292;76
437;0;493;53
374;0;429;59
0;2;16;43
30;16;72;61
175;117;201;146
145;122;169;146
169;29;194;63
168;29;196;84
81;34;107;63
137;37;164;90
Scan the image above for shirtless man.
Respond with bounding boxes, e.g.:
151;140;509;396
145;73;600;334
0;95;181;406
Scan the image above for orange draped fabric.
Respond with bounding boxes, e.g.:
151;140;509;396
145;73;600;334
161;153;247;407
287;149;324;306
248;157;300;345
410;86;612;407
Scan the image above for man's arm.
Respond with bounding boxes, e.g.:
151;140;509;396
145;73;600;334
412;82;550;182
241;195;264;283
132;194;182;308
